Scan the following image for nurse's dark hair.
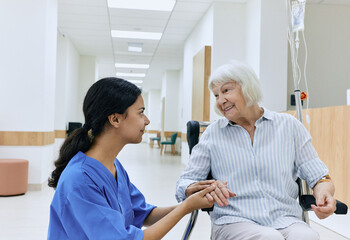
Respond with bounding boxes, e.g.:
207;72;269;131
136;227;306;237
48;78;141;189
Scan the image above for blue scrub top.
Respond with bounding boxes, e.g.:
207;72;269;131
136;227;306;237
48;151;156;240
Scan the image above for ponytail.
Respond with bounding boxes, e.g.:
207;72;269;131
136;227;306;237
48;127;92;189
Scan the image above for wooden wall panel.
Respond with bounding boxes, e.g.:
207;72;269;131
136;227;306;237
286;105;350;205
0;131;55;146
55;130;66;139
146;130;181;138
146;130;159;134
163;131;181;138
192;46;211;122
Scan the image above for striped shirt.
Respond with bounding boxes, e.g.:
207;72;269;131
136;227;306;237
175;108;329;228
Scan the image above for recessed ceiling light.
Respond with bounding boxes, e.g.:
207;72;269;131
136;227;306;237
127;80;144;84
115;63;149;69
111;30;162;40
107;0;175;12
128;46;142;52
116;72;146;78
128;42;143;52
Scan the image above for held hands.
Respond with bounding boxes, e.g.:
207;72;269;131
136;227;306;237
184;185;215;213
207;180;236;207
185;180;236;208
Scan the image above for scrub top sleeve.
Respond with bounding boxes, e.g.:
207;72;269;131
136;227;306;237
62;184;144;240
128;182;157;228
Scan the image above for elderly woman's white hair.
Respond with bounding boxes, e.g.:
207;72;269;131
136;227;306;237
209;60;263;107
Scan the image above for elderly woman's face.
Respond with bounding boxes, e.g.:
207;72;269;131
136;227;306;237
212;81;247;122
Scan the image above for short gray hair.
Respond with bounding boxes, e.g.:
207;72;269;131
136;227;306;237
209;60;262;106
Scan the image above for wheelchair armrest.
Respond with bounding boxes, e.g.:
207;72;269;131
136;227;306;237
300;194;348;214
201;206;214;212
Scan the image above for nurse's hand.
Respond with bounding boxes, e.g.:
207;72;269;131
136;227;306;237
184;185;215;213
185;180;216;197
185;180;236;207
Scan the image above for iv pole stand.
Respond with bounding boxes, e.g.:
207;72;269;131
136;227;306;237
286;0;311;224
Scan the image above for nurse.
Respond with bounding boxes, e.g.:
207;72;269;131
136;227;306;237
47;78;219;239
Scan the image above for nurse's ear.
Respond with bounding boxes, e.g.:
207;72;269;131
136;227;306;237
108;113;122;128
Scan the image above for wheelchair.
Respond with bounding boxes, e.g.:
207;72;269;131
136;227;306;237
182;120;348;240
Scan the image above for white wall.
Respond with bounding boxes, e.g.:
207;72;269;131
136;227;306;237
0;0;58;185
0;1;57;132
245;0;261;76
65;41;80;123
210;3;246;121
44;0;59;131
55;33;68;131
147;90;161;131
181;5;214;164
258;0;288;112
54;33;82;175
212;3;246;70
181;2;249;164
178;68;184;139
160;70;181;153
163;70;180;131
287;4;350;109
181;6;214;132
78;55;97;123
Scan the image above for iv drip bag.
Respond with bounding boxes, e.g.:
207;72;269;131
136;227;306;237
291;0;306;32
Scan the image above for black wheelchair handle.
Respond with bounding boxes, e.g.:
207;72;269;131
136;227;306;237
300;194;348;214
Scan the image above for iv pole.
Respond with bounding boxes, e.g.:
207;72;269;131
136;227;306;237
286;0;311;224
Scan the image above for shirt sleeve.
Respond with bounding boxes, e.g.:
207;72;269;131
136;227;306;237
175;127;212;202
292;117;329;188
128;181;157;227
60;183;144;240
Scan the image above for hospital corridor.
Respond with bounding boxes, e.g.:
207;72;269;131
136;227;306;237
1;0;350;239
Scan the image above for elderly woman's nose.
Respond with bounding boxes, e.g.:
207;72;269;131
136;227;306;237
217;94;226;105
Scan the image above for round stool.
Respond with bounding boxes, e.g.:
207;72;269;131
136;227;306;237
0;159;29;196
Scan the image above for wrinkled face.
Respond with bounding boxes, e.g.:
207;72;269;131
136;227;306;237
120;95;150;144
212;81;247;122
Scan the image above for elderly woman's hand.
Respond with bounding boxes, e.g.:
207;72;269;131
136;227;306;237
311;181;336;219
207;180;236;207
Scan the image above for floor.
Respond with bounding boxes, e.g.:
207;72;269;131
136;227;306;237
0;143;348;240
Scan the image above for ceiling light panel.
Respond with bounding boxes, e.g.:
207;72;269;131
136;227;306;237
115;63;149;69
116;72;146;78
107;0;175;12
112;55;153;63
111;30;162;40
128;46;142;52
128;42;143;52
113;39;158;53
127;80;144;84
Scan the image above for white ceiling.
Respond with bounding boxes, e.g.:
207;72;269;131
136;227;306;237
57;0;350;91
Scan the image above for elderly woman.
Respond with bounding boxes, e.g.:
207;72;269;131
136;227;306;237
175;60;336;240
